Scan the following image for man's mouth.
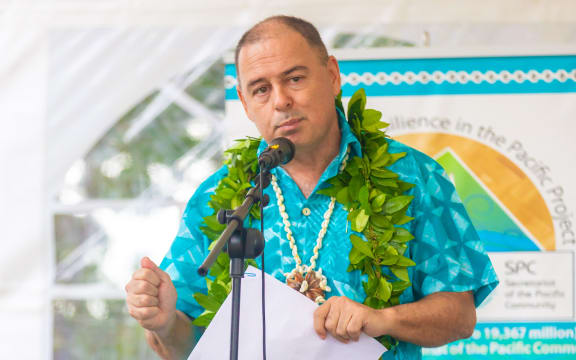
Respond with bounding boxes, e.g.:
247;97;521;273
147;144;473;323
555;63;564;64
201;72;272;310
277;117;303;130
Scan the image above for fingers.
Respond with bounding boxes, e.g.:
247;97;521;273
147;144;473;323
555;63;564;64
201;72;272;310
313;301;331;339
325;306;349;343
125;258;162;314
132;268;161;287
141;256;171;283
128;305;160;321
314;297;371;343
346;316;364;341
124;257;178;333
127;257;170;294
127;293;159;308
335;311;353;342
141;256;157;270
125;281;160;315
314;298;348;343
125;279;159;297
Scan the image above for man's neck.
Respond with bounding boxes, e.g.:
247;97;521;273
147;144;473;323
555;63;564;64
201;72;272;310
281;133;341;199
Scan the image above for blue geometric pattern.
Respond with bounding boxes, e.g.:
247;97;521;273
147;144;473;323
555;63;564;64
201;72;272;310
160;109;499;360
225;55;576;99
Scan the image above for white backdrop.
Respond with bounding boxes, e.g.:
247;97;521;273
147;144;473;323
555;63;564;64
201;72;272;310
1;0;576;358
224;48;576;358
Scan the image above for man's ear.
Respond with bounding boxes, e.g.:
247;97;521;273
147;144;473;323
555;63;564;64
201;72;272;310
326;55;341;97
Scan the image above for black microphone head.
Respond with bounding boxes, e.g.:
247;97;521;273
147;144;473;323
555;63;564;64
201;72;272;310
268;137;295;165
258;137;295;171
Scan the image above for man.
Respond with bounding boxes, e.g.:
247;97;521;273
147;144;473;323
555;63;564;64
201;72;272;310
125;15;498;359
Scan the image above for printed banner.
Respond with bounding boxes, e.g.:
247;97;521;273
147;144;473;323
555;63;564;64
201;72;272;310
224;49;576;358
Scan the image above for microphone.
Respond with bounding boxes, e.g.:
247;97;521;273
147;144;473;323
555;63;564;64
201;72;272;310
258;137;295;171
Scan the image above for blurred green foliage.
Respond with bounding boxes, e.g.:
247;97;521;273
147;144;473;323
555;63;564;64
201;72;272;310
332;33;414;48
80;60;226;199
53;299;161;359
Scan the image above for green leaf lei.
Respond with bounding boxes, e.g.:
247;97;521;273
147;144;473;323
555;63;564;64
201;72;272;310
193;88;415;350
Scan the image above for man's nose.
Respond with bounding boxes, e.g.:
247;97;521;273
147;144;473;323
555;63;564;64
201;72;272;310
273;86;293;111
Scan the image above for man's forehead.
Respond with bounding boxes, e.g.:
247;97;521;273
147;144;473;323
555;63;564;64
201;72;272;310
239;22;309;54
239;34;305;61
237;31;313;81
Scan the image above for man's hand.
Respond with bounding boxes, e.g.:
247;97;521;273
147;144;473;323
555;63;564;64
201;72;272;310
315;292;476;348
313;296;386;343
125;257;178;336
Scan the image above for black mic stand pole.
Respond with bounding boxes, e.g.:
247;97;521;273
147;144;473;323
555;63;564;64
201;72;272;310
197;171;270;360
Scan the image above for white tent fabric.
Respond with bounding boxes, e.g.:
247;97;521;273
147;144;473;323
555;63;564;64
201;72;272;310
1;0;575;358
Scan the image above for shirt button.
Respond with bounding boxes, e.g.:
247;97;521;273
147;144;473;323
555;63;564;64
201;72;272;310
302;207;311;216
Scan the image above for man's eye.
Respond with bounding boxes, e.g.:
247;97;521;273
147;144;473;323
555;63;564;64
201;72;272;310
290;76;302;82
254;86;268;95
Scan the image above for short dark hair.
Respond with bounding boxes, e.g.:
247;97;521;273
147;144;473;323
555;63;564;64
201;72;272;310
234;15;329;77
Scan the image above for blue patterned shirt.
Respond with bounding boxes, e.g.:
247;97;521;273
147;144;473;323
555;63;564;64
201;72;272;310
160;109;499;359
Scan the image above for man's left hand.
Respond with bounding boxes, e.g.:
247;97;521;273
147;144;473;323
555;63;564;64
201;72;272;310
313;296;386;343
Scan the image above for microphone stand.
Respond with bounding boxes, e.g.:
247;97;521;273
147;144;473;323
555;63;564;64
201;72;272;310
197;170;270;360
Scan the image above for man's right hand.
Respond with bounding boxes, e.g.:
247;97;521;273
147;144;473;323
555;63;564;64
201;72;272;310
125;257;178;336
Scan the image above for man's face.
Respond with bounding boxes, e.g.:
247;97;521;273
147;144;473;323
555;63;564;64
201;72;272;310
236;24;341;150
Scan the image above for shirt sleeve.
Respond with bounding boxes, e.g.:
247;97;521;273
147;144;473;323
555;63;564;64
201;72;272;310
406;150;499;307
159;166;228;319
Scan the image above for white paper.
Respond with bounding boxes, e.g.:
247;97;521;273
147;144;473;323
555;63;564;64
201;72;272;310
189;266;386;360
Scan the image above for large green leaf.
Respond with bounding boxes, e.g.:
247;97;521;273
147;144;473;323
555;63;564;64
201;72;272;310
377;251;398;265
395;255;416;266
204;214;224;231
352;209;370;232
194;293;221;312
393;228;415;243
370;214;391;228
209;281;230;303
349;246;366;264
348;174;364;199
192;310;215;327
222;178;239;191
371;168;398;179
362;109;384;132
358;185;371;212
371;193;387;213
231;195;242;209
390;266;410;282
384;195;414;214
350;234;374;258
378;229;394;243
364;296;381;309
374;277;392;301
219;188;236;200
371;152;391;169
336;186;350;205
373;177;399;188
385;245;399;256
364;262;376;278
392;281;411;293
345;159;360;176
397;181;416;193
395;215;414;226
347;88;366;117
389;152;407;164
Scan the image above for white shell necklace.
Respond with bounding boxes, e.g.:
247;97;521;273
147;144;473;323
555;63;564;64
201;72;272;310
271;146;350;304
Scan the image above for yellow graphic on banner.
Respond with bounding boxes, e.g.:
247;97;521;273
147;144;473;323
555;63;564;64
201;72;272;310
395;132;555;251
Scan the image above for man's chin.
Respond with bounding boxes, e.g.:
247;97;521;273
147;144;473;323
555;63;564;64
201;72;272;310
274;129;300;143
